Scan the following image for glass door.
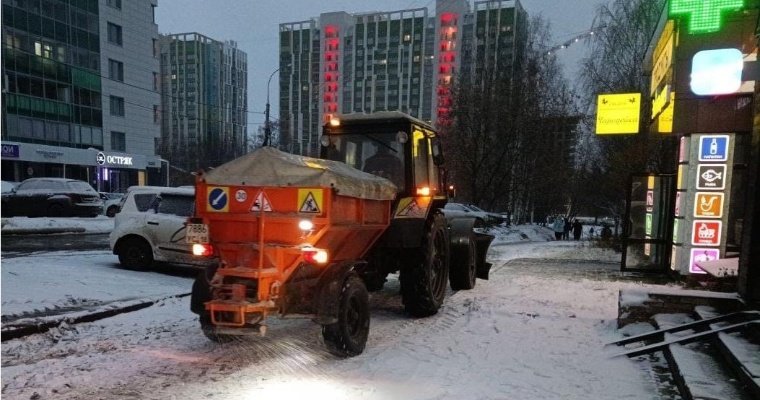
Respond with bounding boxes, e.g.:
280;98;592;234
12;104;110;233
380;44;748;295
621;174;675;272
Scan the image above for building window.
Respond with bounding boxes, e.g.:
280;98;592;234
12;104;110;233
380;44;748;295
152;39;159;58
153;72;159;91
107;0;121;9
111;131;126;151
110;96;125;116
153;105;160;124
107;23;123;46
109;59;124;81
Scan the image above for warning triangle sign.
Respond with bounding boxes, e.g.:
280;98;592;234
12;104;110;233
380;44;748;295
251;191;273;212
299;192;321;213
397;199;419;216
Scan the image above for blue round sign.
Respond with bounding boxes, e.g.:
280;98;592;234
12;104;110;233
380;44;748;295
208;188;228;211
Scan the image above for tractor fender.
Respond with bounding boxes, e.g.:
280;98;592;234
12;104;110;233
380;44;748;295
447;217;495;280
313;261;364;325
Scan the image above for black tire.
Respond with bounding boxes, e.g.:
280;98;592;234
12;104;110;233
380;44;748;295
199;314;235;344
362;272;388;292
449;232;477;290
322;275;370;357
47;203;63;217
400;213;450;317
117;237;153;270
106;205;119;217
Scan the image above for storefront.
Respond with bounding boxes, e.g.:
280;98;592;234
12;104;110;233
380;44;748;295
1;141;167;192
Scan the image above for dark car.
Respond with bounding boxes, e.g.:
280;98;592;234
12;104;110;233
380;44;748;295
1;177;103;217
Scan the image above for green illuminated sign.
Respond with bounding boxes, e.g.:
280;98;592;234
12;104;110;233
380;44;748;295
670;0;744;34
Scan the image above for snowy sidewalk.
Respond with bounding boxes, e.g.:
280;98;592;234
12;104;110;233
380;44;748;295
1;216;114;235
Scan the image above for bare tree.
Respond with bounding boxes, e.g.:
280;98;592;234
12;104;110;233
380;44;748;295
576;0;676;221
444;16;581;223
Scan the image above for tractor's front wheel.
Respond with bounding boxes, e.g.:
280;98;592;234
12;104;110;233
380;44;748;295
400;213;450;317
322;275;370;357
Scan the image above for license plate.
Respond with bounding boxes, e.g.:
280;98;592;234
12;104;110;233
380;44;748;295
186;223;209;244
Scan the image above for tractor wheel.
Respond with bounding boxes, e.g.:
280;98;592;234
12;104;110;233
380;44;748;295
322;275;370;357
449;231;477;290
199;314;235;344
400;213;449;317
117;237;153;270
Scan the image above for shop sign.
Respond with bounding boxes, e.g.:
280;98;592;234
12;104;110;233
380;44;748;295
698;135;729;162
646;190;654;212
97;152;134;166
689;248;720;274
694;192;724;218
696;164;726;190
674;192;682;216
1;144;19;158
692;220;722;246
595;93;641;135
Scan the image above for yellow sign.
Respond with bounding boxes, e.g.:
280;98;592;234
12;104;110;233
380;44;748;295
394;197;431;219
650;21;674;96
677;165;685;189
655;92;674;134
651;85;671;119
298;189;323;214
595;93;641;134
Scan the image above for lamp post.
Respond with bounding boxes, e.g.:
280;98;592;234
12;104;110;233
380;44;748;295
263;68;279;147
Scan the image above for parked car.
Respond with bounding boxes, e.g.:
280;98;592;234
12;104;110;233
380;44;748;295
1;177;103;217
1;181;19;193
443;202;492;226
109;186;215;270
465;204;508;224
99;192;125;217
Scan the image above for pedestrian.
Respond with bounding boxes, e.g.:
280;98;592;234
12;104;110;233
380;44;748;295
572;219;583;241
601;225;612;240
589;227;595;239
552;217;564;240
563;218;571;240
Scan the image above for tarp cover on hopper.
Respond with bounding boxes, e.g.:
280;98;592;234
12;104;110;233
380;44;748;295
200;147;397;201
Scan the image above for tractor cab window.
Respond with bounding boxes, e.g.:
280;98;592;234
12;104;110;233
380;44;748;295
412;128;439;194
322;133;406;189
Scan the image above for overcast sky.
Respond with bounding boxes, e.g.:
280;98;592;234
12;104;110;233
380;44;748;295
155;0;601;133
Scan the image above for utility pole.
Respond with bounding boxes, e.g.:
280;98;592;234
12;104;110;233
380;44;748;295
264;68;279;147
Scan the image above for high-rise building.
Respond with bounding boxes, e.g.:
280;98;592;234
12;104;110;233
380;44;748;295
278;0;528;156
158;33;247;178
1;0;166;191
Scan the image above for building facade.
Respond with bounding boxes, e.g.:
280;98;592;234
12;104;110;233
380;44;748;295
1;0;166;191
278;0;528;156
158;33;247;180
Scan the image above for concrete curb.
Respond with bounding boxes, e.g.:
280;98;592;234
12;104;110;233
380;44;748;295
1;227;87;235
1;293;190;341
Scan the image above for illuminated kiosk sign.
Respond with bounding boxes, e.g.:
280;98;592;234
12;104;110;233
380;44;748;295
691;49;743;95
670;0;745;34
595;93;641;134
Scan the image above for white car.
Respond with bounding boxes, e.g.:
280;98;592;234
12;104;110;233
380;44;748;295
442;202;491;226
99;192;124;217
109;186;215;270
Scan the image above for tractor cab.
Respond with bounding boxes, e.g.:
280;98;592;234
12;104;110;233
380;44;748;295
320;112;445;199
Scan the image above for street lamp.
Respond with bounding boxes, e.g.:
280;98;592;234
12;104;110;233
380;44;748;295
263;68;279;147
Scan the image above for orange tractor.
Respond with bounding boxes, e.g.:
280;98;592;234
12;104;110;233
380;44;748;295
189;112;493;356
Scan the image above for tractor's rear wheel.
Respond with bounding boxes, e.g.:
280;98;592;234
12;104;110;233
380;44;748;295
449;230;477;290
322;275;370;357
400;213;449;317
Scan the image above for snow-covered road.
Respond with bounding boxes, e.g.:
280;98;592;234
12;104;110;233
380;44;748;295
1;226;680;399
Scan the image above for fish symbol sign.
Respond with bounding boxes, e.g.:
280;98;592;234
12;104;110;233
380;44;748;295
696;165;726;190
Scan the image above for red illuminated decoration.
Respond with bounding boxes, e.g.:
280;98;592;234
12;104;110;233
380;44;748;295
322;25;340;124
437;13;458;126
